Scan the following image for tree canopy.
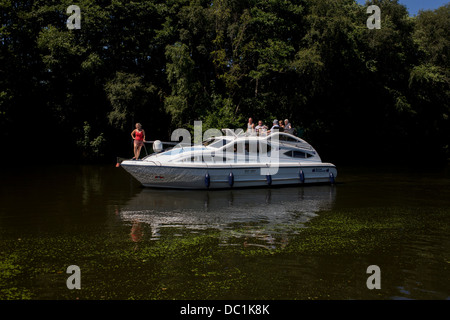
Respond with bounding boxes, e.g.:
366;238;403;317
1;0;448;164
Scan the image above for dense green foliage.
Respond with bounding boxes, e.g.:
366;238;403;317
0;0;448;163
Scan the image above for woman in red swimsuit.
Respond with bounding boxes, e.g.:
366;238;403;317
131;123;146;160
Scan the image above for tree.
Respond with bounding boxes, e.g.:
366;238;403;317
0;0;448;164
410;4;450;159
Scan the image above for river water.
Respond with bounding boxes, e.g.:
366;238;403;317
0;164;449;300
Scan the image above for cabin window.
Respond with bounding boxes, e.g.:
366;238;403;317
225;141;271;155
257;142;271;154
189;156;203;162
283;150;313;158
210;156;227;163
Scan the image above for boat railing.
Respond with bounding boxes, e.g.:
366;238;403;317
144;160;162;166
278;141;314;151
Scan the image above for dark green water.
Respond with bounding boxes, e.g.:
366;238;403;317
1;164;449;300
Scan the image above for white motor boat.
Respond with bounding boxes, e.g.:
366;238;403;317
120;129;337;189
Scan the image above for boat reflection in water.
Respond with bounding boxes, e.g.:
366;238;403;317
119;186;336;250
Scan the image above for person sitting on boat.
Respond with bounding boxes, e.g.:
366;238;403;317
283;119;296;135
247;118;255;133
255;120;268;135
131;123;146;160
284;119;292;130
268;119;281;133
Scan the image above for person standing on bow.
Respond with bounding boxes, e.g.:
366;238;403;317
131;123;146;160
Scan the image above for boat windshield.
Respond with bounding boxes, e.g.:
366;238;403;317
202;138;228;148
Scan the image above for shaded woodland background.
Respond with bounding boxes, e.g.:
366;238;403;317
1;0;449;165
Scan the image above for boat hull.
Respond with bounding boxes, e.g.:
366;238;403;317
120;161;337;189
